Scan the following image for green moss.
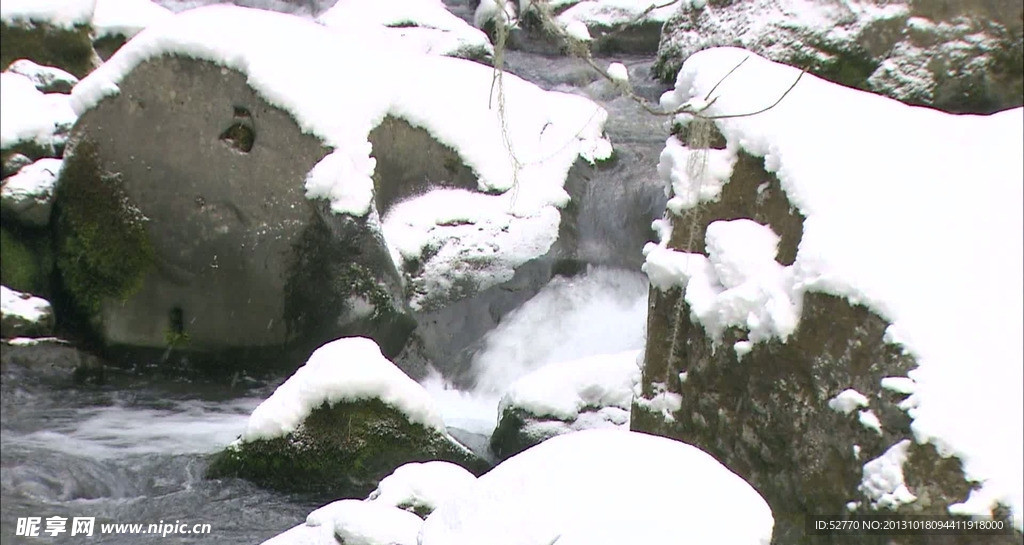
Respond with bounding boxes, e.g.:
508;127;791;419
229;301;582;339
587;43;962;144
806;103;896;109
0;21;96;78
54;140;154;314
208;398;488;497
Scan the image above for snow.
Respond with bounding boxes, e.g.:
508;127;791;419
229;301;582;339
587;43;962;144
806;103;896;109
828;388;869;415
474;0;516;29
307;500;422;545
266;499;423;545
498;349;640;422
382;188;561;310
1;157;63;226
556;0;679;30
419;429;773;545
642;219;800;344
317;0;492;60
1;73;77;151
71;5;609;281
859;439;917;510
0;285;52;325
242;337;445;441
606;61;628;84
857;409;882;435
563;20;592;42
656;136;736;214
632;381;682;422
880;376;915;395
0;0;95;28
4;60;79;93
652;46;1024;526
366;461;477;516
91;0;171;39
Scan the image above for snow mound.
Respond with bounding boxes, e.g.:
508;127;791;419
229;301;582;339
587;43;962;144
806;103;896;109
242;337;444;441
71;5;609;219
498;349;640;422
1;73;77;151
317;0;492;60
367;460;477;516
420;429;773;545
1;285;52;326
556;0;679;29
654;46;1023;527
1;0;96;28
0;157;62;226
263;499;423;545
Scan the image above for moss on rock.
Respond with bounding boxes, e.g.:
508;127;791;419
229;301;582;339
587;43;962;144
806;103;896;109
0;225;53;296
0;22;97;79
207;397;489;498
54;140;154;314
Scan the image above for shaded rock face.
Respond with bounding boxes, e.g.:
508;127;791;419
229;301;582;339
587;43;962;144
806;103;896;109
58;56;409;366
207;398;489;498
632;149;1019;544
0;22;98;79
654;0;1024;114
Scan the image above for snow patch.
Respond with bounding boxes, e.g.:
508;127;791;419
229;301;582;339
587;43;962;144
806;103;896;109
1;0;96;28
367;461;477;516
860;439;917;510
828;388;869;415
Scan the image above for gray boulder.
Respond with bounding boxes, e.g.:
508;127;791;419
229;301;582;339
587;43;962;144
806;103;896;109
57;56;410;365
1;157;62;227
654;0;1023;113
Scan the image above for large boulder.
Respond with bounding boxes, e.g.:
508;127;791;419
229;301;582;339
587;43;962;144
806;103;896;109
0;0;100;78
634;47;1023;542
654;0;1024;113
59;6;609;370
208;337;488;497
490;349;639;460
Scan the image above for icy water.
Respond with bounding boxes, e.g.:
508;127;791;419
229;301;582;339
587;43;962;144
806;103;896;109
0;19;672;545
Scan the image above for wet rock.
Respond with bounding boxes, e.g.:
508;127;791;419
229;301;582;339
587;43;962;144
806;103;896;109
654;0;1023;113
0;337;104;383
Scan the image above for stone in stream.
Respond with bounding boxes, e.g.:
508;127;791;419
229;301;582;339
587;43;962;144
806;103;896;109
654;0;1024;113
0;285;54;338
57;6;611;374
208;337;489;497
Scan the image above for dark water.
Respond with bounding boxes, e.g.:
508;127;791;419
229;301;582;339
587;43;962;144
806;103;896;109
1;8;672;544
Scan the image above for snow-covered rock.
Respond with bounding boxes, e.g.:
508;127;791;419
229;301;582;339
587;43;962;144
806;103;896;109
366;460;477;517
90;0;173;59
262;499;423;545
58;5;609;366
1;157;62;226
420;429;774;545
0;0;99;77
490;349;640;460
317;0;493;62
654;0;1024;113
4;60;79;94
635;46;1023;537
209;337;488;496
1;73;77;160
0;285;54;338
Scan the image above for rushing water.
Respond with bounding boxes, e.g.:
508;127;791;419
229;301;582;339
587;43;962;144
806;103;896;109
1;9;672;544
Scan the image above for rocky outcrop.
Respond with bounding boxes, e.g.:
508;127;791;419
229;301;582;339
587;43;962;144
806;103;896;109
654;0;1024;113
634;47;1023;543
208;337;489;497
208;397;487;497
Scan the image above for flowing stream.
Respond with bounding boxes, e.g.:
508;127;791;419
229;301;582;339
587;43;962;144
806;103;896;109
1;10;672;543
